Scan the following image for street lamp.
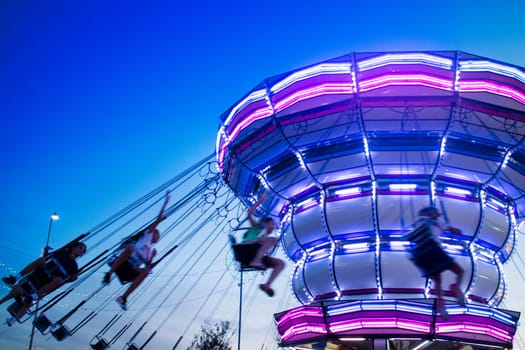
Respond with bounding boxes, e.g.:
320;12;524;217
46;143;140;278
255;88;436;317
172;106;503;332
46;213;59;252
28;212;59;350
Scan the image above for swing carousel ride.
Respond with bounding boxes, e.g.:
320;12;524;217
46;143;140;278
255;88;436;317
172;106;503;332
1;50;524;350
217;50;525;349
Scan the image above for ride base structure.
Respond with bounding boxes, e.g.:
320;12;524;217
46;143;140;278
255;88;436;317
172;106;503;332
217;51;525;349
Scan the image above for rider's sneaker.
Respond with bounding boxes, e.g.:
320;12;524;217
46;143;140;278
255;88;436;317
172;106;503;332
5;317;16;327
259;284;274;297
2;275;17;287
116;296;127;311
102;273;111;286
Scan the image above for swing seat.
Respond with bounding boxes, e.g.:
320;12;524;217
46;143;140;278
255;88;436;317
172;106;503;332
90;336;110;350
231;243;262;268
7;300;24;318
126;343;140;350
34;313;53;334
108;257;138;284
51;324;71;341
7;299;33;322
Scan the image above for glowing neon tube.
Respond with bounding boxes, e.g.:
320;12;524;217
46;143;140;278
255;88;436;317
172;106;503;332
459;60;525;84
271;63;352;94
358;53;453;71
458;80;525;105
273;82;354;112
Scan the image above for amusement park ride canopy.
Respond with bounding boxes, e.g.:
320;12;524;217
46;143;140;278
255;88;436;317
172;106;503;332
217;51;525;349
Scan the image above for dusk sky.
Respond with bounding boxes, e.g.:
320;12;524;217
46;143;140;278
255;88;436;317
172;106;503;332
1;1;525;349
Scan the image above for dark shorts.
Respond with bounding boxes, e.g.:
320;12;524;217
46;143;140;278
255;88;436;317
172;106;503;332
21;268;54;295
411;241;455;278
116;261;140;284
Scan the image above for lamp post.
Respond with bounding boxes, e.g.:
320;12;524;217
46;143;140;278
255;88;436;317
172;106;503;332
28;212;59;350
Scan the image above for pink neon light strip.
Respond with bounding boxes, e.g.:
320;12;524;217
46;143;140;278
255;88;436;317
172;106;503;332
218;106;273;168
217;74;525;170
435;322;512;342
278;308;324;326
227;106;273;141
329;317;431;333
459;80;525;105
273;82;354;112
359;74;454;92
282;323;327;341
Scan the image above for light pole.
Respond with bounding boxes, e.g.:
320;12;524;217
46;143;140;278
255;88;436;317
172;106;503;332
28;212;59;350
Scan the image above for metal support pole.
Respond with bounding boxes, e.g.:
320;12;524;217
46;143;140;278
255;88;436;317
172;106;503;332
172;335;183;349
237;269;243;350
28;213;57;350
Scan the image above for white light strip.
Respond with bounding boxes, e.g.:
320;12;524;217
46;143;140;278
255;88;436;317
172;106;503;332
460;60;525;84
256;173;270;190
334;187;361;196
389;184;418;190
339;337;367;341
454;64;461;92
487;197;507;209
431;180;437;205
295;151;307;170
296;197;317;209
445;186;471;196
224;89;267;126
358;53;453;71
439;136;447;158
389;241;410;250
343;242;370;252
271;63;352;94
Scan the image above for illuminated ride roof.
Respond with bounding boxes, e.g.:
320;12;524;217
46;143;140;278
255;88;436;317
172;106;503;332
274;299;520;349
216;51;524;347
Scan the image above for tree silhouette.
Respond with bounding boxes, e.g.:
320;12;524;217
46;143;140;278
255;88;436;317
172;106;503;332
187;320;232;350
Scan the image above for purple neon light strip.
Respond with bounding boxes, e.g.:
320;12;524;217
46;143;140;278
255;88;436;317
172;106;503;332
358;53;453;71
281;318;513;342
459;80;525;105
273;82;354;112
271;63;352;94
329;317;431;333
281;323;327;342
223;89;267;126
277;307;324;327
278;303;517;345
226;106;273;142
435;322;513;342
218;73;525;170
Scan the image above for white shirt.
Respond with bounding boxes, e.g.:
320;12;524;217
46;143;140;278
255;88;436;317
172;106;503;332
133;229;155;263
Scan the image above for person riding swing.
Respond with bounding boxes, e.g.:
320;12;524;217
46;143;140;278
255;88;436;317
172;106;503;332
102;191;170;310
0;242;87;327
242;192;285;297
405;206;465;319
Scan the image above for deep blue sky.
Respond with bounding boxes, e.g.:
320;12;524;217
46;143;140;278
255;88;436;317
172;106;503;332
1;1;524;349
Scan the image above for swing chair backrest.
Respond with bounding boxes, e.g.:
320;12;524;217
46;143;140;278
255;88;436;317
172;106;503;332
108;256;138;284
90;336;110;350
34;313;53;334
51;324;71;341
47;254;70;278
7;301;29;322
231;243;261;268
